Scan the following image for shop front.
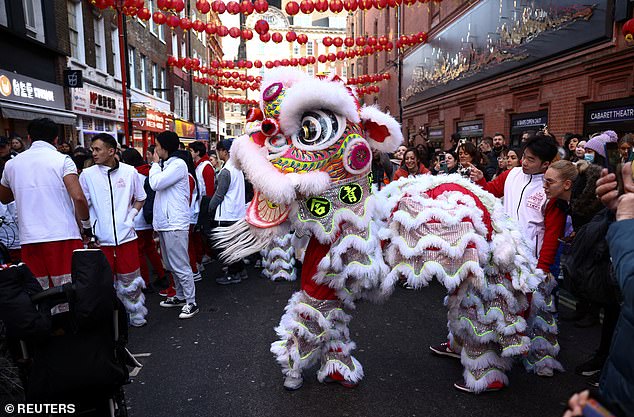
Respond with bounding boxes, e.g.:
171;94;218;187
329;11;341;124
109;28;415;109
584;99;634;138
0;69;76;141
427;126;445;151
195;124;210;145
131;104;173;156
456;120;484;144
71;83;124;146
510;111;548;146
175;119;196;146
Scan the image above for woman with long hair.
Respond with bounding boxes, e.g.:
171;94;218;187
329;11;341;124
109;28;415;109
393;147;430;180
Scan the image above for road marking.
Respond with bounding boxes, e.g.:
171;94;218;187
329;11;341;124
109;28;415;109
132;352;152;357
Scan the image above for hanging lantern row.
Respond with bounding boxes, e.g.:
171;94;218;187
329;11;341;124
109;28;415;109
91;0;146;14
194;76;262;91
208;94;258;105
347;72;390;85
356;85;381;95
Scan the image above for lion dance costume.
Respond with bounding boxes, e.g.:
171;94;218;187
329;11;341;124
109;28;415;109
214;68;561;393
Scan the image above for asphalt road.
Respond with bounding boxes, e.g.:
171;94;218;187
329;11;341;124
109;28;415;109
125;261;601;417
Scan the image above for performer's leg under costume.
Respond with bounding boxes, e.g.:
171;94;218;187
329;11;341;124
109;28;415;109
270;237;363;388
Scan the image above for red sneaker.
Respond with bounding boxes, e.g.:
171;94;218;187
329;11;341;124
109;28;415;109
453;380;505;393
159;286;176;297
323;372;359;388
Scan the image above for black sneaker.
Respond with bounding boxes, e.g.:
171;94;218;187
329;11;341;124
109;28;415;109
575;354;606;376
429;341;461;359
179;303;199;319
216;274;242;285
159;297;186;308
153;275;170;291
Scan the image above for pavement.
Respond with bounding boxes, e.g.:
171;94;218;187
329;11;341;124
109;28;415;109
125;261;601;417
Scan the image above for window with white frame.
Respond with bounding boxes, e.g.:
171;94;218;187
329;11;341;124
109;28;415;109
23;0;44;42
307;41;313;55
182;90;190;120
111;25;121;78
180;41;186;62
160;68;166;100
194;96;200;123
140;54;147;91
0;1;7;27
171;33;178;57
152;63;158;97
174;86;182;117
94;17;106;71
128;47;137;88
293;44;300;55
148;0;156;34
67;1;84;62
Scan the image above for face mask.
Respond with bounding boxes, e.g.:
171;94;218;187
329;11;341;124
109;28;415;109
584;153;595;163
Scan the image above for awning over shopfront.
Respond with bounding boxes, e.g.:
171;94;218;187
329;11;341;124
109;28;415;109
0;100;76;125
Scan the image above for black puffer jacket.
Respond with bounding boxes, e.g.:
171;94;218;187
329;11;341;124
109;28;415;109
570;162;603;231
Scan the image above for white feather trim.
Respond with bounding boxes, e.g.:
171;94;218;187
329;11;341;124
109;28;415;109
359;105;403;153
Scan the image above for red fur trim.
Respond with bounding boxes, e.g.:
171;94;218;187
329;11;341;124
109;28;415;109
251;131;267;147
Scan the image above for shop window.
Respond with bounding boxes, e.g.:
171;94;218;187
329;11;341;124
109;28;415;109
111;26;121;78
22;0;44;42
94;119;105;132
0;1;7;27
82;116;94;131
182;90;189;120
67;1;84;62
128;47;136;88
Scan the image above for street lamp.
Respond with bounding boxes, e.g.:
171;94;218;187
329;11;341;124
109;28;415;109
112;0;131;145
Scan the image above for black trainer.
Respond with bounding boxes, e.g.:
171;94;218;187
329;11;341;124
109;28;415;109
575;354;606;376
159;297;186;308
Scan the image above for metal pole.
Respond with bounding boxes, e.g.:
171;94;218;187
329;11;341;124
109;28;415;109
117;9;130;145
397;5;403;125
187;1;194;124
216;77;220;142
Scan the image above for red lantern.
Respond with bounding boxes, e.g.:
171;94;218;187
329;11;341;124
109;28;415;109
387;0;397;6
285;1;300;15
211;61;220;68
332;37;343;48
344;37;354;47
247;75;255;82
343;0;357;11
299;57;307;66
183;57;192;69
254;60;263;68
281;59;290;66
205;23;216;34
367;36;377;46
264;61;273;69
157;0;169;9
229;27;241;38
307;56;316;64
318;54;327;63
386;41;394;51
190;19;202;32
274;60;281;67
315;0;329;12
363;45;373;55
286;31;297;42
336;51;346;60
300;0;315;14
179;18;192;31
356;36;366;46
172;0;185;12
93;0;109;9
152;11;167;25
358;0;372;10
322;36;333;47
196;0;211;13
271;32;283;43
216;25;229;37
259;33;271;42
242;29;253;40
166;14;180;29
329;0;344;13
240;0;254;15
211;0;226;13
297;34;308;44
246;61;253;69
327;53;336;62
419;31;428;43
226;1;240;14
254;19;269;35
167;56;178;66
232;71;239;79
137;8;151;21
253;0;268;13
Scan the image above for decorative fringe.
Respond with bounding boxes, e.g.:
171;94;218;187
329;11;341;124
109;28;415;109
213;220;290;264
261;233;297;282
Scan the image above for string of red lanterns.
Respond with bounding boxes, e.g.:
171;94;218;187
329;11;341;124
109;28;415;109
346;72;391;85
207;94;258;105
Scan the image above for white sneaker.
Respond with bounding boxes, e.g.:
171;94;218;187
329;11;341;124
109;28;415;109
193;271;202;282
179;303;199;319
283;375;303;391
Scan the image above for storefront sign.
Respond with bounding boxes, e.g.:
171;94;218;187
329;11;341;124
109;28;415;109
457;120;483;137
196;125;210;141
130;104;147;121
175;119;195;138
63;70;83;88
511;111;548;132
71;84;124;121
587;105;634;124
0;69;65;110
427;126;444;139
132;108;172;132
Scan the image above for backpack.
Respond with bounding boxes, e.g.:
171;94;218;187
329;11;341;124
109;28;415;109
561;208;620;305
142;176;155;225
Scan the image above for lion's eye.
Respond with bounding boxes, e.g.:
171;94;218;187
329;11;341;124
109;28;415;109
295;110;340;147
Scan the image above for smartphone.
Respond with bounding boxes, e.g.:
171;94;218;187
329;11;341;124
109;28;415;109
438;153;447;173
604;142;621;174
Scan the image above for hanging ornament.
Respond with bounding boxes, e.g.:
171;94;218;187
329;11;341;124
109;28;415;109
329;0;343;13
286;31;297;42
315;0;329;12
285;1;300;15
259;32;271;42
196;0;211;13
240;0;254;15
297;34;308;44
254;0;268;13
271;32;283;43
300;0;315;14
254;19;269;35
322;36;333;47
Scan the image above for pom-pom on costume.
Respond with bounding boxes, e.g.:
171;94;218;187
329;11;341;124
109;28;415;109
212;68;561;392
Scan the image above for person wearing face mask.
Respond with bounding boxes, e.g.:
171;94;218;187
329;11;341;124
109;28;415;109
393;148;430;180
584;131;618;167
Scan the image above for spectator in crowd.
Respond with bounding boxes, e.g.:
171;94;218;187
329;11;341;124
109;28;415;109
431;150;460;175
57;141;72;155
209;152;221;173
209;139;247;285
617;133;633;163
10;136;25;154
0;118;90;296
121;148;168;294
79;134;147;327
479;136;496;178
594;161;634;416
415;142;430;168
492;148;509;179
506;147;523;169
0;140;20;263
458;141;489;180
189;141;216;268
584;131;618;166
150;131;199;319
575;140;586;161
371;151;393;190
563;133;582;162
71;146;91;173
447;132;461;152
393;148;430;180
145;145;155;165
391;145;407;174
